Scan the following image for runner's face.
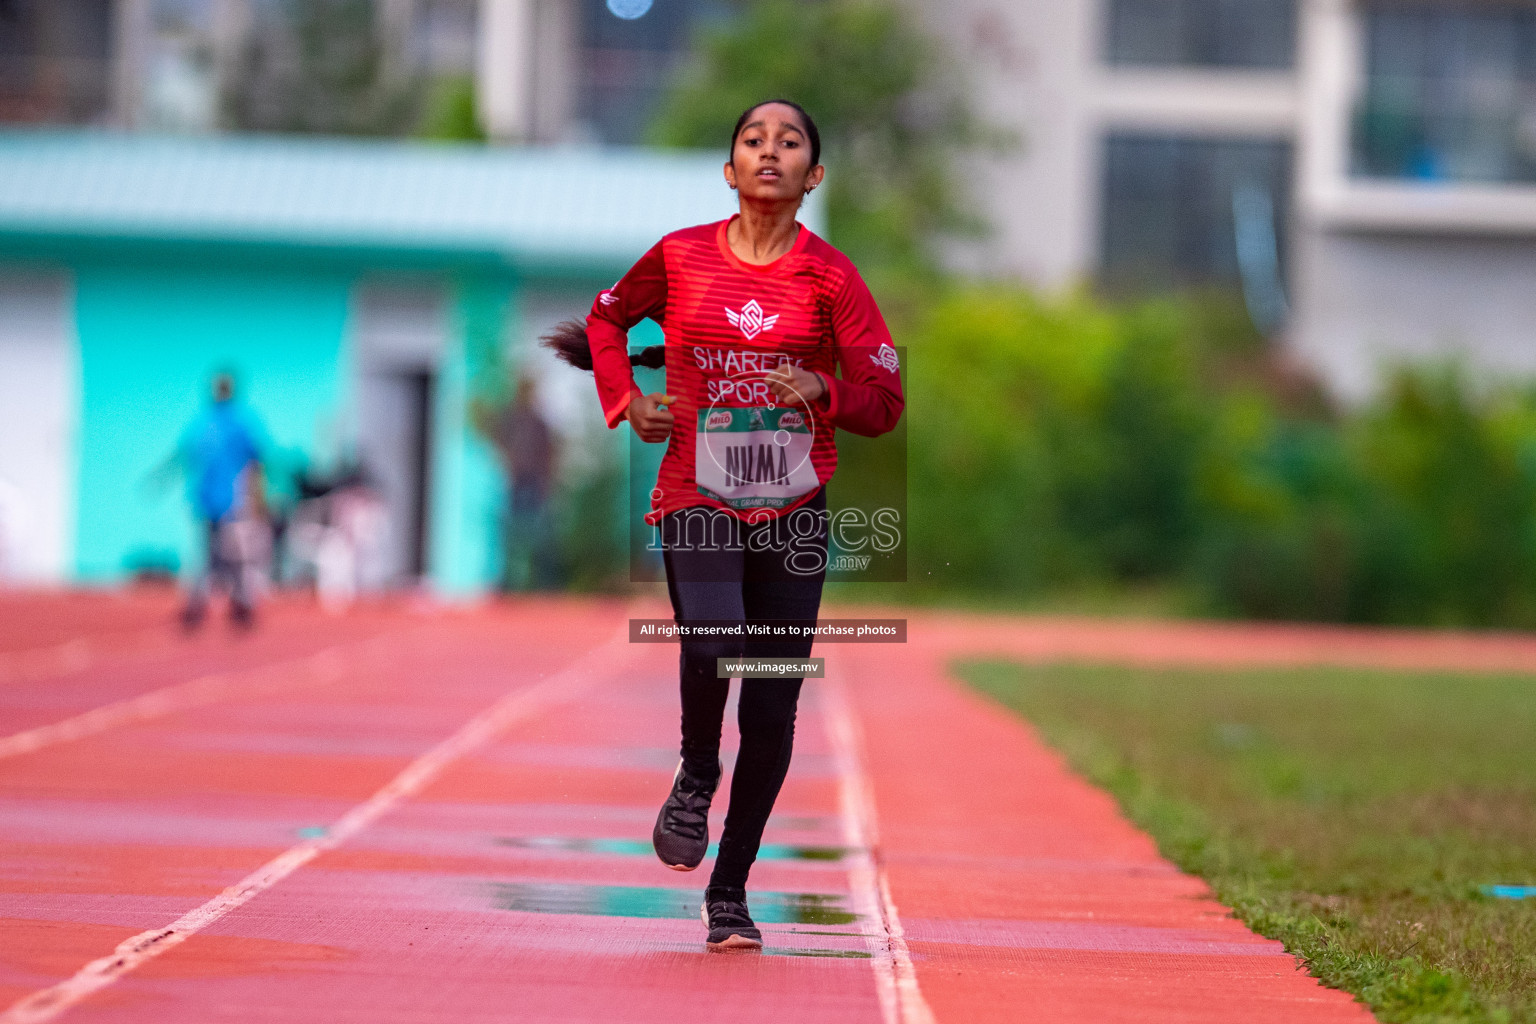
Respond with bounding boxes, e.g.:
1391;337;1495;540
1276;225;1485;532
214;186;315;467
727;104;823;202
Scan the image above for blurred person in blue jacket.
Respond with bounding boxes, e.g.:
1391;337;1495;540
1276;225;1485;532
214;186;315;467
173;372;270;629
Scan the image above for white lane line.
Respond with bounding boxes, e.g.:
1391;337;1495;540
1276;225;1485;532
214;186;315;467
0;623;634;1024
0;635;396;761
822;663;937;1024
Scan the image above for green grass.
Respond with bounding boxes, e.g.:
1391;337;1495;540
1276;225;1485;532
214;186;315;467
822;578;1203;619
959;659;1536;1024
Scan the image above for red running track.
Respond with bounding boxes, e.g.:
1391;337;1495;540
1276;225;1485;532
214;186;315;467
3;593;1497;1022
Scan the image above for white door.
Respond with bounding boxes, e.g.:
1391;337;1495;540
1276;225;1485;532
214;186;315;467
0;273;77;584
351;284;447;585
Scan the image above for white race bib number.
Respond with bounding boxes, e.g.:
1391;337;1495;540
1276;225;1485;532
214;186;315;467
695;406;819;510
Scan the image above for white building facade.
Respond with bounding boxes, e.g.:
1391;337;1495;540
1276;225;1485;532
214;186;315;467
6;0;1536;398
508;0;1536;399
917;0;1536;399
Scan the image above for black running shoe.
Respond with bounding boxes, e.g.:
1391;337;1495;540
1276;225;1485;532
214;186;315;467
652;759;719;871
229;600;255;630
179;600;206;633
701;897;763;950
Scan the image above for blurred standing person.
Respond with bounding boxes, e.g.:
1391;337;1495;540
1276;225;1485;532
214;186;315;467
491;374;559;590
174;372;269;629
287;463;389;612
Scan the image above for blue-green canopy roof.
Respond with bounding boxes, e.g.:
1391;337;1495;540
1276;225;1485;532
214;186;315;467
0;132;818;266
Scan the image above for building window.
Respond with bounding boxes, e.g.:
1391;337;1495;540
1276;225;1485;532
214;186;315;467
1105;0;1296;69
575;0;728;145
1100;133;1291;319
0;0;114;125
1353;6;1536;183
409;0;477;76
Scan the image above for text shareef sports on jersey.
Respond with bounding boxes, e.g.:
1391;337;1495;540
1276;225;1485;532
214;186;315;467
694;346;813;404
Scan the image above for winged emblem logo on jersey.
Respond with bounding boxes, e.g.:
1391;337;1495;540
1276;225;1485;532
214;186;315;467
869;342;900;373
724;300;779;340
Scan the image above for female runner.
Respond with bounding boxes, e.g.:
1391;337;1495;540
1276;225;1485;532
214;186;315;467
546;99;904;950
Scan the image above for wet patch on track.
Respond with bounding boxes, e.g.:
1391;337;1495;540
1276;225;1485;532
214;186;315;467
493;835;852;863
486;881;860;925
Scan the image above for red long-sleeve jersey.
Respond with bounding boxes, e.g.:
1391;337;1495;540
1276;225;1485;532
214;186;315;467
587;217;904;524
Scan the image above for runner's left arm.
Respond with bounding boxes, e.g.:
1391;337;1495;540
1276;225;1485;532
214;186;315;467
587;241;669;429
814;266;905;438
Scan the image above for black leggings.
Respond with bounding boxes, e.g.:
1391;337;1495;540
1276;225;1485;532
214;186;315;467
660;490;828;898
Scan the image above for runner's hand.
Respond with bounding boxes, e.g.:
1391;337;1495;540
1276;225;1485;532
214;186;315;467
765;360;826;408
626;392;675;443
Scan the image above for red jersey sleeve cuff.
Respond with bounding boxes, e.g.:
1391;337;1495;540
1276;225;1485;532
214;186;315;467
814;371;839;424
605;388;641;429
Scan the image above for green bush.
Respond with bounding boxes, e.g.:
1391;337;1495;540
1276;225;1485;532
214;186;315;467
1200;368;1536;626
550;452;630;592
903;283;1536;627
905;285;1243;594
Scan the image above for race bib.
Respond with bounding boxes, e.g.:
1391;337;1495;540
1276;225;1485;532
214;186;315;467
695;406;819;510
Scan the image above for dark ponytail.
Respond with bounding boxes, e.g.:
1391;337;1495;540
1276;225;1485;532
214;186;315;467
541;319;664;371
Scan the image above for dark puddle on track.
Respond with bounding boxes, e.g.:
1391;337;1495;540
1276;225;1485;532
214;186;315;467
772;816;837;830
496;836;851;862
487;881;860;926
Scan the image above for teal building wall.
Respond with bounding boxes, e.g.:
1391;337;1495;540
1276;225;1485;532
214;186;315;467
57;250;551;595
0;133;802;593
432;277;517;596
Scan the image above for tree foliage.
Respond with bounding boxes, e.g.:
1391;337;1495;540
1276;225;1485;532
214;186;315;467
650;0;994;285
223;0;419;136
903;281;1536;628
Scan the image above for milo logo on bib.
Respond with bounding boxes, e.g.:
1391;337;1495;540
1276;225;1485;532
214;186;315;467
695;405;820;510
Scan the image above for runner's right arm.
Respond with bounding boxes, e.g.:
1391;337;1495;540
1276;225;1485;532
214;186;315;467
587;241;669;429
815;263;905;437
